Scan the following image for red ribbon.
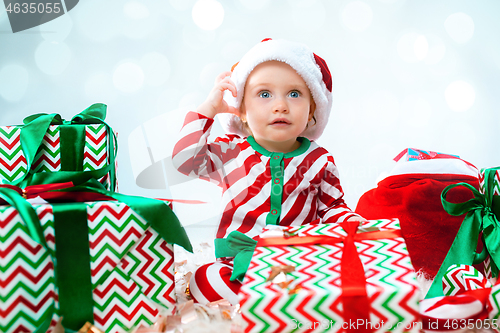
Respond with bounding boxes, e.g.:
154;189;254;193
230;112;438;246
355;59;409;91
0;183;207;205
257;222;402;332
155;198;207;204
0;182;116;203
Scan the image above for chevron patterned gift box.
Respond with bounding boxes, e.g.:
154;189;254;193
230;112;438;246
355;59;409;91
480;167;500;282
0;193;190;333
238;219;421;333
0;104;117;191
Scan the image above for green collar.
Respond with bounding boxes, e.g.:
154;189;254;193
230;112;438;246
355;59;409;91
247;136;311;158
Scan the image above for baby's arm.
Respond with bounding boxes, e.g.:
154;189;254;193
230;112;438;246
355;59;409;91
196;71;239;119
171;72;240;183
317;157;366;223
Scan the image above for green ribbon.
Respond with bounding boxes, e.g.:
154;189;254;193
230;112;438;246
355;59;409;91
14;104;117;191
52;202;94;330
425;167;500;299
214;231;257;281
0;186;54;333
56;180;193;252
0;187;46;247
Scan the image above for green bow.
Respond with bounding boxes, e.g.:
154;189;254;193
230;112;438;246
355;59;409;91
12;103;117;191
214;231;258;281
425;167;500;299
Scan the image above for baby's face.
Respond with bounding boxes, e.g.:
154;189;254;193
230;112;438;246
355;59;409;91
240;61;315;153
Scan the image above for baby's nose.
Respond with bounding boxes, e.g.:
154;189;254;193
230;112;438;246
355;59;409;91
273;97;288;112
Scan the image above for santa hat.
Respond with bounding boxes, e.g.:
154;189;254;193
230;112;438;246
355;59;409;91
220;38;333;141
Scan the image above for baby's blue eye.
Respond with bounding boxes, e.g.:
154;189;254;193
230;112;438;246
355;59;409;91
259;91;271;98
289;91;300;98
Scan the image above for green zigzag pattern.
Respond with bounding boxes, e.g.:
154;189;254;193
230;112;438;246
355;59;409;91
247;247;276;332
371;240;405;328
125;232;172;305
494;173;500;195
310;245;338;326
490;286;500;320
84;139;106;156
93;268;155;332
33;127;60;172
0;144;23;160
282;246;335;331
0;126;20;139
0;303;54;333
0;277;55;302
87;124;105;136
0;210;56;332
0;143;26;182
88;213;148;237
0;248;50;275
89;228;148;287
84;124;107;171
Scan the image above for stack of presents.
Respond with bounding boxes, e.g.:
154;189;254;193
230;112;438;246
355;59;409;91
1;107;499;333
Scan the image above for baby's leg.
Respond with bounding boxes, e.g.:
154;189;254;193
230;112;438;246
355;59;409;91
189;260;242;305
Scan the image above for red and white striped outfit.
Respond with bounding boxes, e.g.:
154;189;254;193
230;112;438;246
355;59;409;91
173;112;358;239
173;111;359;304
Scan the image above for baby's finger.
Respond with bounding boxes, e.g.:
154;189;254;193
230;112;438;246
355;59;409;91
218;81;237;97
214;71;232;84
225;106;240;117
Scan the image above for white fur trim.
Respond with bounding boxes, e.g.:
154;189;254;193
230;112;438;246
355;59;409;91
220;39;333;141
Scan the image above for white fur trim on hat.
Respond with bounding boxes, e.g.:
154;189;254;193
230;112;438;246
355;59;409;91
219;39;333;142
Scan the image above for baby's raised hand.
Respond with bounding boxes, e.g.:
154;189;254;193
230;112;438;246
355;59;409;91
196;71;239;119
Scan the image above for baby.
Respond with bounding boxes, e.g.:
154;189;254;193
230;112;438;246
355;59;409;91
172;38;364;305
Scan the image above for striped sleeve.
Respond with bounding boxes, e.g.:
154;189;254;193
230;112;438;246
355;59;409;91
317;155;360;223
172;112;228;185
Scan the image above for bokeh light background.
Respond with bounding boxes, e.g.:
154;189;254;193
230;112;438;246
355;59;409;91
1;0;499;246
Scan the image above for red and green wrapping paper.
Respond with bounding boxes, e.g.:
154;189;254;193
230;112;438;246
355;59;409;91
238;219;421;333
485;167;500;330
0;104;117;191
425;166;500;299
0;189;191;333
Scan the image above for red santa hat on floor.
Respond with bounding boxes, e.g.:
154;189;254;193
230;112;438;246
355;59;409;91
220;38;333;142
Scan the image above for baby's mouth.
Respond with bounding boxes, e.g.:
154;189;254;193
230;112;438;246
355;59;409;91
271;118;290;125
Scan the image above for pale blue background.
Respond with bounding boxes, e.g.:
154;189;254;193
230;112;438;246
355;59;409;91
1;0;499;246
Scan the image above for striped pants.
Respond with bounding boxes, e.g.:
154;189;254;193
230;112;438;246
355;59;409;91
189;259;242;305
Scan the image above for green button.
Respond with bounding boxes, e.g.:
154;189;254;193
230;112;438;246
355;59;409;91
274;179;280;184
271;209;278;215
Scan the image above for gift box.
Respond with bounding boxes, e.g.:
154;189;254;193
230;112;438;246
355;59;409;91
0;185;192;333
0;104;117;191
425;166;500;299
238;219;421;333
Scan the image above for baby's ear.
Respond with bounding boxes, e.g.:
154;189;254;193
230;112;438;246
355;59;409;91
309;98;316;116
238;103;246;116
